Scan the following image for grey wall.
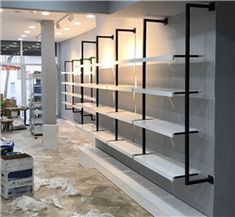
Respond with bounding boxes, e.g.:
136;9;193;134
95;10;215;216
58;2;235;217
213;2;235;217
59;29;96;122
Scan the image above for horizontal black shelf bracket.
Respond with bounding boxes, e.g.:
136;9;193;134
185;2;215;186
96;35;114;131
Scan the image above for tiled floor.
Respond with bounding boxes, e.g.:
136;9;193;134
1;119;152;217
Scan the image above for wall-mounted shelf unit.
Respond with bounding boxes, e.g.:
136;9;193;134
61;2;215;186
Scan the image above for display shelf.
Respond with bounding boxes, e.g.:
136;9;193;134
134;153;199;181
61;81;74;86
76;123;97;132
108;140;145;158
133;119;198;138
134;87;199;97
91;130;118;143
62;101;73;107
107;111;150;125
61;71;74;75
61;91;95;102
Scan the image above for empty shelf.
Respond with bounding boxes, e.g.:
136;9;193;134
134;87;199;97
62;101;73;106
133;119;198;138
91;130;116;143
76;123;97;132
107;140;144;158
61;92;95;102
107;111;148;124
76;102;97;115
61;71;73;75
134;154;198;181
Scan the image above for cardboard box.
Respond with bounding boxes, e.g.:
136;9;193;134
1;153;34;199
5;99;17;107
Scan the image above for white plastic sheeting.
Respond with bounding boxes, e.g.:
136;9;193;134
70;209;114;217
11;195;47;212
40;195;63;209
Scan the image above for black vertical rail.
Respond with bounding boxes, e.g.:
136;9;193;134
142;18;168;154
185;2;215;185
71;59;81;113
115;28;136;140
64;60;73;110
81;41;96;124
96;35;114;131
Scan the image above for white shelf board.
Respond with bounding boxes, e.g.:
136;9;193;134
76;123;96;133
134;87;199;97
91;130;116;143
61;82;74;86
76;102;96;115
61;91;95;102
107;111;146;124
133;119;198;138
134;153;199;181
62;101;73;106
108;140;144;158
61;71;73;75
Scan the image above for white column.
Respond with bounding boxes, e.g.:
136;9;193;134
41;20;58;148
20;40;27;105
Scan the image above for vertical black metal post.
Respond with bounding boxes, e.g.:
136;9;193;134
185;4;190;185
96;35;114;131
64;60;72;110
142;18;168;154
80;41;96;124
115;28;136;140
184;2;215;185
71;59;81;113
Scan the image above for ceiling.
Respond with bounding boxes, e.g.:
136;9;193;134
0;9;96;42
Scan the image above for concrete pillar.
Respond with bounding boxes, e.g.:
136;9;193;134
41;20;58;148
20;40;27;105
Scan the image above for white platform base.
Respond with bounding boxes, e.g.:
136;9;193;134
42;124;58;148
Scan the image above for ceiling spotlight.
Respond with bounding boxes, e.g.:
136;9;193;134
41;11;50;16
68;14;74;22
21;34;27;37
74;22;81;26
64;27;70;31
24;30;31;34
56;32;62;35
29;25;36;29
86;14;95;19
56;23;61;30
18;38;23;41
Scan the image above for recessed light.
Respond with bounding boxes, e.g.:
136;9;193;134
13;42;17;45
18;38;23;41
0;9;3;13
64;27;70;31
56;32;62;35
6;47;9;49
24;30;31;34
74;22;81;26
86;14;95;19
21;34;27;37
29;25;36;29
41;11;50;16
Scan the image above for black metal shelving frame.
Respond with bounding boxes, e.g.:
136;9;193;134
95;35;114;131
114;28;136;140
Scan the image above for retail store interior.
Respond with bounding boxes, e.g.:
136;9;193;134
0;1;235;217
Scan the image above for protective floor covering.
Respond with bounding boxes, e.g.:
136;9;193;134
1;119;152;217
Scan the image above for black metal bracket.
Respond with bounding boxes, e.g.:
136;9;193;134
142;18;168;154
81;40;96;124
115;28;136;141
71;59;82;113
64;60;73;111
185;2;215;185
96;35;114;131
